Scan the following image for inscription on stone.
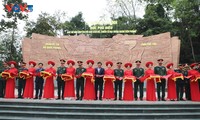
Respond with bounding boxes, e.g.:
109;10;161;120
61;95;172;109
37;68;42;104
22;32;180;68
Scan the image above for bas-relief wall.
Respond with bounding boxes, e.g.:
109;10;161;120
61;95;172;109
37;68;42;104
22;32;180;69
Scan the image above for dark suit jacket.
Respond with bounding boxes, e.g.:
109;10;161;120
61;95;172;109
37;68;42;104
95;67;105;78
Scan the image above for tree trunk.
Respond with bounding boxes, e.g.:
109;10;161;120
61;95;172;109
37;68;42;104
188;29;196;62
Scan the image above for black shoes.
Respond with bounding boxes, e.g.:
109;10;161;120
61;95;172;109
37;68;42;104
76;98;79;100
17;96;23;99
135;98;138;101
162;98;166;101
94;97;102;101
94;97;98;100
180;98;185;101
56;98;61;100
76;97;82;101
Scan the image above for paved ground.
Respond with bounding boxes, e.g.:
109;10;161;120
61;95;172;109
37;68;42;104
1;89;200;104
0;98;200;105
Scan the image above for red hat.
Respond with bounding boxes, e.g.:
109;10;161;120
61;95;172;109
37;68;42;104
48;61;55;66
190;63;197;68
124;63;132;68
106;61;113;66
8;61;17;66
166;63;173;69
145;62;153;67
86;60;94;65
29;61;36;67
67;60;75;65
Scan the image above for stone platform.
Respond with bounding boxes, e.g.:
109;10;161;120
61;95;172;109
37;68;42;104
0;99;199;120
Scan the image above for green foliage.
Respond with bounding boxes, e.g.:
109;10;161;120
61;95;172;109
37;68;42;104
0;0;28;62
138;0;200;63
135;3;172;36
0;30;22;62
26;12;89;37
25;12;57;37
63;12;89;35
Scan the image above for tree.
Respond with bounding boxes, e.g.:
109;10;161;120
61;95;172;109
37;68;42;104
106;0;145;32
0;30;23;62
106;0;144;20
172;0;200;63
63;12;89;35
0;0;28;61
139;0;200;63
135;3;172;36
25;11;66;37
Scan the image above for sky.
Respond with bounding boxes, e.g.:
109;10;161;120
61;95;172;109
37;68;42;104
0;0;145;34
21;0;110;24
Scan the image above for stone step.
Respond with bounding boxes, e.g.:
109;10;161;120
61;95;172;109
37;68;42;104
0;101;199;108
0;116;199;120
1;105;200;113
0;111;199;119
0;100;199;119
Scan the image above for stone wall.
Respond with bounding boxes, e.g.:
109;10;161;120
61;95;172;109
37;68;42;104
22;32;180;69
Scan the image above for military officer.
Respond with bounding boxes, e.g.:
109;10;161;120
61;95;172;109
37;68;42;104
114;62;124;100
56;59;67;100
133;60;144;101
75;61;86;100
154;59;167;101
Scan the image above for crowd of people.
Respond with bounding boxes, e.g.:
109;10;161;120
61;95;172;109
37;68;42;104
0;58;200;101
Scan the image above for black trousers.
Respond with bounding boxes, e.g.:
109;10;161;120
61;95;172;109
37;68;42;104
95;77;103;99
0;80;6;98
35;78;44;98
114;80;123;99
176;79;184;100
57;77;65;99
134;79;144;99
156;78;166;100
76;77;85;99
185;78;191;100
18;78;26;97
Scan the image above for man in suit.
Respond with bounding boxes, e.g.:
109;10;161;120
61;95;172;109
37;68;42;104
56;59;67;100
174;64;187;101
34;63;45;99
183;64;191;100
154;59;167;101
114;62;124;100
17;61;28;99
94;62;105;100
133;60;144;101
75;61;86;100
